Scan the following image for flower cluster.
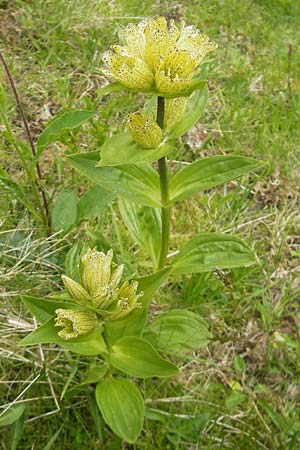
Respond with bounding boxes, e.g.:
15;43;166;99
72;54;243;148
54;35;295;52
125;97;188;149
54;249;143;340
103;17;217;96
125;112;163;149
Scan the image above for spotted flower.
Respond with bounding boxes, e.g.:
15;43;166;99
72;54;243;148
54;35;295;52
108;280;143;320
59;248;143;339
54;309;98;340
103;17;217;96
125;97;187;148
125;111;163;148
163;97;188;131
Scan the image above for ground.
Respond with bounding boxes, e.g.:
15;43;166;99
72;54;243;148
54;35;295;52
1;0;300;449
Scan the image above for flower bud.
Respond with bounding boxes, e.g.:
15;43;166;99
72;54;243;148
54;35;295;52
54;308;98;340
61;275;90;304
126;112;163;149
81;248;113;297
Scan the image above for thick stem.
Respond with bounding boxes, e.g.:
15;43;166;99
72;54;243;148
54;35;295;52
0;51;51;234
156;97;170;269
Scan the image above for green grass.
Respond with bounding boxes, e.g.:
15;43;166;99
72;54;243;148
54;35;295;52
1;0;300;448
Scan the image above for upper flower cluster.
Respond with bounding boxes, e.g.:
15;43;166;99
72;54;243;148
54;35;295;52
55;249;143;340
103;17;217;96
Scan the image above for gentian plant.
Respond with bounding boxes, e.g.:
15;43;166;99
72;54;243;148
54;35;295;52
20;17;263;443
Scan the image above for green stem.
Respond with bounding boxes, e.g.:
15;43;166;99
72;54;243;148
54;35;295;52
102;326;112;352
156;97;170;269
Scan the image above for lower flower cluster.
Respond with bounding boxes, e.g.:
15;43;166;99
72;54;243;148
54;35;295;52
54;248;143;340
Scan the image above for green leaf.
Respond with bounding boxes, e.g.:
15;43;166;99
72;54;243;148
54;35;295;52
77;185;114;221
21;295;78;323
144;408;166;423
97;79;205;99
109;336;178;378
42;426;63;450
0;175;41;220
172;233;256;274
37;110;96;155
169;84;208;139
136;267;172;307
95;378;144;443
225;391;247;409
19;318;106;355
81;362;108;385
169;156;264;204
98;82;125;96
146;309;212;355
0;404;25;427
104;307;148;345
51;191;77;231
119;198;161;268
86;230;113;254
233;355;246;374
104;268;171;345
11;409;25;450
65;240;87;282
60;365;78;400
259;400;290;434
59;333;106;356
98;133;174;167
19;317;78;345
67;151;161;207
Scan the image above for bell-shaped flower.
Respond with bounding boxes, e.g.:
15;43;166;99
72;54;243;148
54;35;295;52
106;281;143;321
102;46;153;91
125;111;163;149
54;309;98;340
81;248;115;298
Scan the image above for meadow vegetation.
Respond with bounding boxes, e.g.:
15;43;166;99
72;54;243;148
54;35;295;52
1;0;300;448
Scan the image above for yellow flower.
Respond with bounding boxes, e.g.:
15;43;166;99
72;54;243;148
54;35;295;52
54;309;98;340
81;248;115;298
108;281;143;321
102;46;153;91
125;112;163;149
103;17;217;96
143;17;179;72
164;97;188;131
61;248;143;320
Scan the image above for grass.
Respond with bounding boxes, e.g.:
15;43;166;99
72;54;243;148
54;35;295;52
1;0;300;448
